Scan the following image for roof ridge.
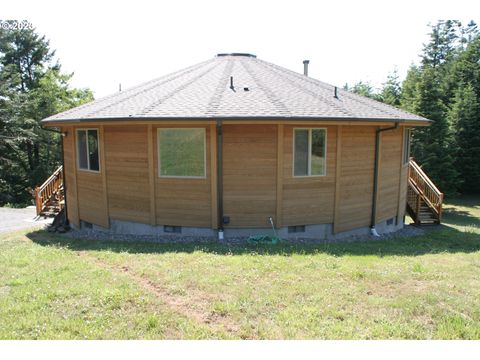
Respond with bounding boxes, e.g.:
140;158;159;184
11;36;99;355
206;58;234;115
44;58;215;121
259;58;424;121
240;58;291;116
139;61;221;116
82;58;216;118
256;59;355;117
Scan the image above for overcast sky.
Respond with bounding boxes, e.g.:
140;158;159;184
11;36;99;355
3;0;479;98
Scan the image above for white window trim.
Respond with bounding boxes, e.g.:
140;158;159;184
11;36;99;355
293;127;327;177
157;128;207;179
76;128;101;173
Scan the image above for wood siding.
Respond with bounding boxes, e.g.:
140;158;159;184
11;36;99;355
154;125;212;227
62;126;79;227
62;121;408;234
104;125;150;224
376;127;403;223
282;125;337;226
223;125;277;228
335;126;375;233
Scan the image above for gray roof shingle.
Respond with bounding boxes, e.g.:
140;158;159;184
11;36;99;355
42;54;429;123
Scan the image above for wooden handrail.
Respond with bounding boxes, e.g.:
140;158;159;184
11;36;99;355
409;159;442;196
408;158;443;222
34;166;64;216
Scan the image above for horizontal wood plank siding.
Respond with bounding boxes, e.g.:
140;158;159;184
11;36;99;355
335;126;375;233
73;126;108;228
376;127;402;223
104;125;150;224
223;125;277;228
62;126;79;227
154;125;212;227
282;125;336;226
76;171;108;228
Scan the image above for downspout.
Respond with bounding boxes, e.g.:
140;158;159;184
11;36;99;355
370;122;399;236
40;126;69;226
216;120;224;240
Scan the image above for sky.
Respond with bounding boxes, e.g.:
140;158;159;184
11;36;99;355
3;0;479;98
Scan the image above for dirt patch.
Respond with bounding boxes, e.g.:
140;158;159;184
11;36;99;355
77;251;242;337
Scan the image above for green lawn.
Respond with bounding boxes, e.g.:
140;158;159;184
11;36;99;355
1;197;479;339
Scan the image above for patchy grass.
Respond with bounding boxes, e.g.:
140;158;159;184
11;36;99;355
1;197;480;339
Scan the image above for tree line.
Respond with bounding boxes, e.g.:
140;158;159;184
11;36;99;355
0;21;93;206
346;20;480;196
1;20;479;207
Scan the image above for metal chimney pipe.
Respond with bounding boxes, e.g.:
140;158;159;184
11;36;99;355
303;60;310;76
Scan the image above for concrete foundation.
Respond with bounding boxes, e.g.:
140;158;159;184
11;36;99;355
75;217;404;243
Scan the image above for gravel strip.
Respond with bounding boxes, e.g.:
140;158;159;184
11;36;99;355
63;224;427;245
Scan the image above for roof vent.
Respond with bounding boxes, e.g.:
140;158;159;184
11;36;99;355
217;53;257;58
303;60;310;76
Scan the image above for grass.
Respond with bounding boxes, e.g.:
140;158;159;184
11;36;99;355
1;196;480;339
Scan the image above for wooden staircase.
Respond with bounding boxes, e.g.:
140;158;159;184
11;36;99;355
406;159;443;225
34;166;65;217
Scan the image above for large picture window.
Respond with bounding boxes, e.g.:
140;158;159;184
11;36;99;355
158;128;206;178
76;129;100;172
293;128;326;176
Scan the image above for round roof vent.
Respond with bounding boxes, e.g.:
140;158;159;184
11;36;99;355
216;53;257;58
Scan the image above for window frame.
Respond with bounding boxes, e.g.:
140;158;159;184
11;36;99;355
157;127;207;179
292;127;327;177
402;128;411;165
76;128;101;173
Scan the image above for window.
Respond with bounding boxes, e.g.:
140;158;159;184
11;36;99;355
77;129;100;171
403;128;411;164
293;128;326;176
288;225;306;233
158;128;206;177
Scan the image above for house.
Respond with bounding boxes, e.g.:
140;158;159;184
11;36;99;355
41;53;440;240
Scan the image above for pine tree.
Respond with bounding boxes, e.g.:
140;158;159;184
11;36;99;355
380;69;401;106
410;67;460;195
0;22;94;205
449;84;480;193
400;64;421;113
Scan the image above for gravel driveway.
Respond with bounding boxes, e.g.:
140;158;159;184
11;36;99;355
0;207;53;234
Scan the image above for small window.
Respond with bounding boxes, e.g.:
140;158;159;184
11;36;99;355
77;129;100;171
288;225;306;233
403;128;411;164
158;128;206;177
293;128;326;176
164;225;182;233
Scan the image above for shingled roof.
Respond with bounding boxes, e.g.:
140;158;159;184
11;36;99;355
42;53;429;123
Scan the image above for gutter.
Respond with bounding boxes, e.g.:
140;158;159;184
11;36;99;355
370;122;399;236
40;126;69;226
40;116;432;125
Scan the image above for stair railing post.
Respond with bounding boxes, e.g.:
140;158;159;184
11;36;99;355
415;193;421;225
438;193;444;223
35;187;41;216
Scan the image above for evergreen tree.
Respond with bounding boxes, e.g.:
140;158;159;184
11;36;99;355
449;84;480;193
409;67;460;195
380;69;401;106
0;22;93;206
349;81;380;100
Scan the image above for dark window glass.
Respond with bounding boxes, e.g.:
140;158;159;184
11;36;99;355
88;130;99;171
311;129;326;175
403;129;411;164
294;129;309;176
77;130;88;170
77;129;99;171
